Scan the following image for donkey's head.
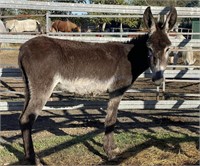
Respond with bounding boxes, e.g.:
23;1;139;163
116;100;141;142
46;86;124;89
143;7;177;85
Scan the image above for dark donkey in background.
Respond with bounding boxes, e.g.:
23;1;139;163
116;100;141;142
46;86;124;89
18;7;177;165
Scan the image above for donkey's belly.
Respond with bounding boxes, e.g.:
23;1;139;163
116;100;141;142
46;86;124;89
55;76;115;95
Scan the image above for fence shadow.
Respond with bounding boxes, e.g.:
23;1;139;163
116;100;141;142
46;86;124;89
1;102;199;165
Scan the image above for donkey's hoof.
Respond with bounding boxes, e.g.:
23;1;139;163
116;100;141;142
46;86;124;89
27;155;43;166
112;147;120;154
108;147;121;160
35;156;44;166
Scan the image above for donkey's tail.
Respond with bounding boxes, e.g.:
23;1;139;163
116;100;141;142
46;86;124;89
36;21;42;33
18;47;31;112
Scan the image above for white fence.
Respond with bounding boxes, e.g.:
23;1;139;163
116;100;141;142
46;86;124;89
1;0;200;16
0;1;200;45
0;1;200;111
1;66;199;111
1;34;200;48
0;1;199;47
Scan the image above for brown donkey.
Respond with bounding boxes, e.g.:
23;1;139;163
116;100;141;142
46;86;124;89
18;7;177;165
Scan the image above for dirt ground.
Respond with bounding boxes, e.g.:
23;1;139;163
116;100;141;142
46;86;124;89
0;45;200;165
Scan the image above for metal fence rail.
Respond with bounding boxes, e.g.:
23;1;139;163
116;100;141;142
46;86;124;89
0;1;199;111
0;100;199;111
1;67;199;111
0;1;199;47
0;0;200;17
0;34;200;48
1;68;200;79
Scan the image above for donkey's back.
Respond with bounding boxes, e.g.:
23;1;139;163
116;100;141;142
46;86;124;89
19;36;132;96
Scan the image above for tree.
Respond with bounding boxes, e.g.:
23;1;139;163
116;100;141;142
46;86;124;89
131;0;199;7
89;0;139;32
54;0;86;2
50;0;87;22
49;0;89;31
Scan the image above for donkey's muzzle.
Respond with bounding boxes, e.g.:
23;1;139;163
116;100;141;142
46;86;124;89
152;71;164;86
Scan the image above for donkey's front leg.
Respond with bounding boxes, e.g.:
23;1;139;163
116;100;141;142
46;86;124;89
103;95;122;160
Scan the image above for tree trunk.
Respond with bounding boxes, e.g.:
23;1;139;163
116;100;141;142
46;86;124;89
102;22;106;32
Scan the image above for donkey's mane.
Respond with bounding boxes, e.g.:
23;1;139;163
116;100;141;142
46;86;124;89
125;34;149;45
125;21;165;45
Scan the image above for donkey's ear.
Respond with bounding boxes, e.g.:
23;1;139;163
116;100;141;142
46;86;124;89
143;7;156;33
163;7;177;32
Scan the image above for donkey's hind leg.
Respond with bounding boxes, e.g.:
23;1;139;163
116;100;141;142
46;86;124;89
19;81;56;165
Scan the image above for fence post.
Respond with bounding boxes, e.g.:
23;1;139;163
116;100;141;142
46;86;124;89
46;11;51;35
162;79;166;100
156;86;160;101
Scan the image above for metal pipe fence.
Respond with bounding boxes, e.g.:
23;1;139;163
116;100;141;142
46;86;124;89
0;1;199;111
0;0;200;17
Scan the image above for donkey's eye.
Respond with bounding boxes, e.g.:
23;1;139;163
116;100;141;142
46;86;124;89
166;48;170;52
148;47;153;53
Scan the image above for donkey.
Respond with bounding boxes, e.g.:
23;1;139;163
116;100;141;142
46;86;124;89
18;7;177;165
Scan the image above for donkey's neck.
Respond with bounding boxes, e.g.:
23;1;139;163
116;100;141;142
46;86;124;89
127;34;150;82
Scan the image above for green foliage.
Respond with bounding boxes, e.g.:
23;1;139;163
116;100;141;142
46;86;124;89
89;0;140;30
131;0;200;7
89;0;128;5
